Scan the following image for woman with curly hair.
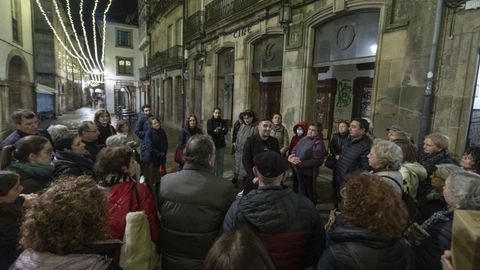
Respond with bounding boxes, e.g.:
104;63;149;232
94;109;116;147
95;146;159;259
460;146;480;174
318;174;413;270
176;113;203;168
10;175;122;270
415;171;480;270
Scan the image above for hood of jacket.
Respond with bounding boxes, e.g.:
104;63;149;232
237;188;298;232
402;162;428;181
293;121;309;134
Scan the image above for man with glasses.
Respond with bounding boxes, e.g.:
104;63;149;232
78;121;100;161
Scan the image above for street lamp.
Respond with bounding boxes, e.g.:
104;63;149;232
279;0;292;33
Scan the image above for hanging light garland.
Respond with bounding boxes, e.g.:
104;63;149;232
35;0;113;84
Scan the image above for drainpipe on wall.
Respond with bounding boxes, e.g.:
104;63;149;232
181;0;186;128
418;0;444;147
31;0;38;114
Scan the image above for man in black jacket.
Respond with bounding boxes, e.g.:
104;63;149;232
335;118;372;193
223;151;325;269
242;119;279;194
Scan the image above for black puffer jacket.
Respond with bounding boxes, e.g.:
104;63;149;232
335;135;372;186
53;151;94;178
222;187;325;267
318;218;413;270
414;211;452;270
159;163;236;270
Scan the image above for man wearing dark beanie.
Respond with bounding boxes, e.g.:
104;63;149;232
222;151;325;269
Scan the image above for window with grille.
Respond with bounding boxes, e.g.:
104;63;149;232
116;29;132;48
117;57;133;75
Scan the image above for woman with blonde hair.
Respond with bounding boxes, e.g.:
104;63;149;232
318;174;412;269
10;176;122;269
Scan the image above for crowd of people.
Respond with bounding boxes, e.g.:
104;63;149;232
0;106;479;270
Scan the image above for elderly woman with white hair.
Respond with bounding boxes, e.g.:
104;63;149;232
367;139;404;194
415;171;480;270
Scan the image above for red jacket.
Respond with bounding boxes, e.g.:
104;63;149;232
288;121;309;155
109;181;159;244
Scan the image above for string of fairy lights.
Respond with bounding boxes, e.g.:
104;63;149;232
34;0;111;86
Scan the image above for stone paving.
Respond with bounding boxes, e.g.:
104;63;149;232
46;107;335;213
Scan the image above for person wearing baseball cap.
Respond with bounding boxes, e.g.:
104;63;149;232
222;151;325;269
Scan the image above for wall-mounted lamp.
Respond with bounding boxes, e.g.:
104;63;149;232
279;0;292;33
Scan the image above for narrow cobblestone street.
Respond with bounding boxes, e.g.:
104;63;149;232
45;107;335;213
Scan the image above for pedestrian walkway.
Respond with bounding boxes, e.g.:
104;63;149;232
48;107;335;213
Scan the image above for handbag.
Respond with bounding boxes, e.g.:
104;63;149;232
325;154;337;170
119;184;159;270
174;146;184;165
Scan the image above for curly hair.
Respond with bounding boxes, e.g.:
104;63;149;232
94;146;133;180
371;139;403;171
19;175;109;254
464;146;480;174
342;174;408;237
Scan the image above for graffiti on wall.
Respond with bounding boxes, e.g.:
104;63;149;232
334;79;353;122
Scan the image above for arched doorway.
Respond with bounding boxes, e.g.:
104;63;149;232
252;35;284;120
312;10;379;139
7;55;31;114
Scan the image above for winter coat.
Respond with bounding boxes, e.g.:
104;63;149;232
7;162;54;194
0;129;52;151
288;121;309;155
53;151;94;178
374;170;404;195
159;163;236;270
242;135;280;181
108;181;159;245
292;135;326;175
328;132;349;158
207;117;228;149
0;198;23;269
234;123;258;177
141;128;168;165
419;150;459;177
222;187;325;269
400;162;428;198
96;124;116;147
134;113;151;140
178;127;203;148
335;135;372;186
10;240;122;270
82;140;101;161
415;211;453;270
318;218;413;270
270;124;289;155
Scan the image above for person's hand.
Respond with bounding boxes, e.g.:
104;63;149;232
441;250;455;270
252;177;259;185
335;154;340;160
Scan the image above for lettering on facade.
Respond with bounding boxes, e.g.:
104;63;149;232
336;80;352;107
232;26;252;38
263;43;276;62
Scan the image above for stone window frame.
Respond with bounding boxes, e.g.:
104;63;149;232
116;57;134;76
116;28;133;48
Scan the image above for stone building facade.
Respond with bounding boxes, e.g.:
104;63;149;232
0;0;35;137
145;0;480;155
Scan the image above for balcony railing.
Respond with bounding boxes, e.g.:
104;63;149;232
184;11;205;44
148;45;183;73
205;0;260;28
148;0;179;26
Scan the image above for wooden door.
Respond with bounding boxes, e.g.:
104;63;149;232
315;79;337;140
351;77;373;119
260;82;281;120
